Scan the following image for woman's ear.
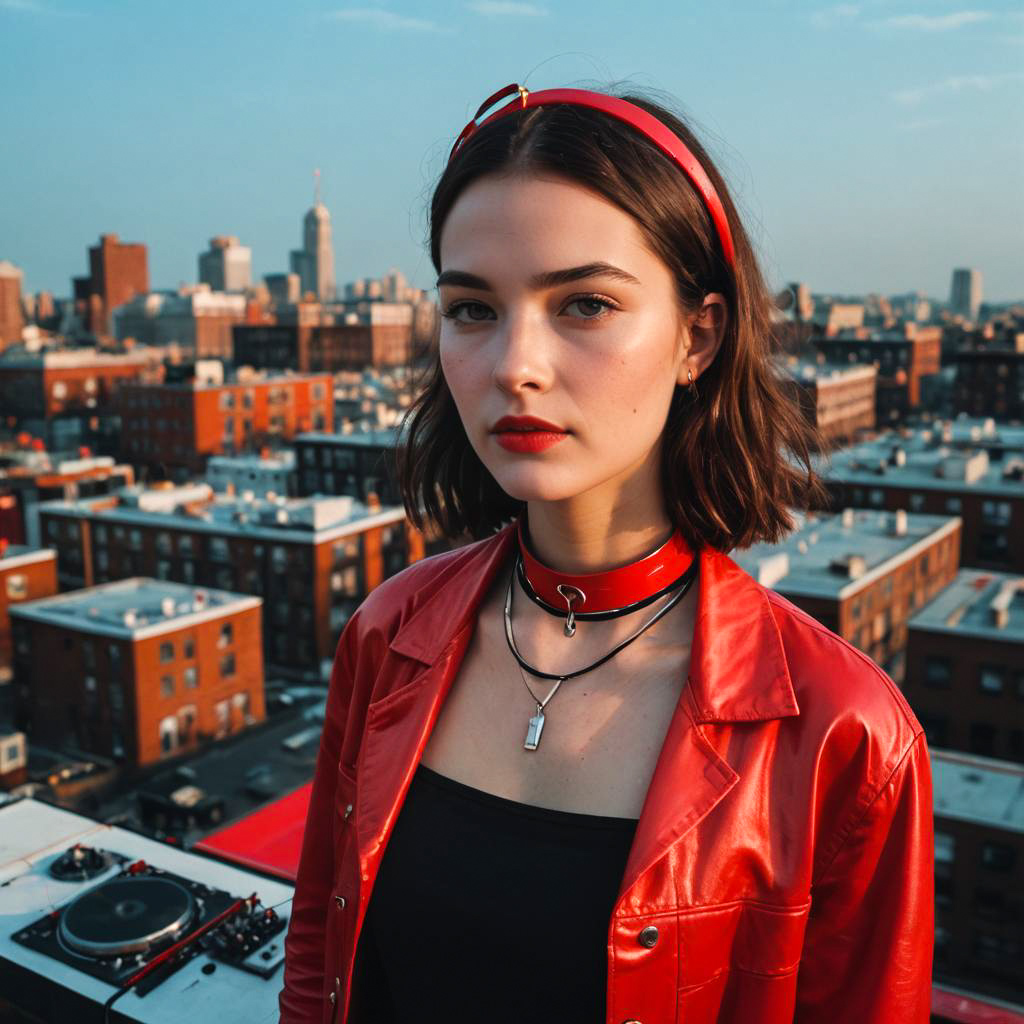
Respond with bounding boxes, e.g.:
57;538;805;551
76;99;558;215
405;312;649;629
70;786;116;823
677;293;728;386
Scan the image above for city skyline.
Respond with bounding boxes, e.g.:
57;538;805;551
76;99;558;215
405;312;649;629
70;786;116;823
2;0;1023;301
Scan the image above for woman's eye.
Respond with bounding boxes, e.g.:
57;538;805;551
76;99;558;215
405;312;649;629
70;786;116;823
442;301;493;323
563;296;615;319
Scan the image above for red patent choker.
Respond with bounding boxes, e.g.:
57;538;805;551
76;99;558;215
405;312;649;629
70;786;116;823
515;516;697;634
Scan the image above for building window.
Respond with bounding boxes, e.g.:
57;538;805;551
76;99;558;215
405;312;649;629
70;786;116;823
945;497;962;514
219;622;233;648
129;529;142;551
220;391;235;410
52;381;67;399
209;537;230;562
868;489;884;507
160;674;174;698
220;652;236;677
233;690;253;725
156;560;171;580
95;525;108;544
184;635;195;659
215;699;230;736
5;574;27;600
924;656;951;688
935;831;955;865
159;641;174;663
179;535;194;556
979;666;1005;695
271;546;289;572
159;715;178;755
182;664;198;689
156;532;172;555
909;494;925;512
178;705;197;742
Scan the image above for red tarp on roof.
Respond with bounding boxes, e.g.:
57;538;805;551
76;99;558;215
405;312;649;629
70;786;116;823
933;985;1024;1024
193;782;312;881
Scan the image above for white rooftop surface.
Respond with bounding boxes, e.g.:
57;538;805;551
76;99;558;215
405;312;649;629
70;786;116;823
777;358;876;384
0;545;54;570
8;577;259;639
39;485;407;543
207;450;296;471
298;426;401;446
731;508;960;599
908;568;1024;640
0;798;291;1023
931;749;1024;835
815;422;1024;496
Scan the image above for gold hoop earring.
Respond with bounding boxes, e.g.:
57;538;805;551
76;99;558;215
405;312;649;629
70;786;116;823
687;368;698;398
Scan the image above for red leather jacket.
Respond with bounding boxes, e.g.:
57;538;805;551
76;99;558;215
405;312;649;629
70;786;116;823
280;522;934;1023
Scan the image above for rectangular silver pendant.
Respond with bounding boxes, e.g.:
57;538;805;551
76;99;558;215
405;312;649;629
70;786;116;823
524;711;545;751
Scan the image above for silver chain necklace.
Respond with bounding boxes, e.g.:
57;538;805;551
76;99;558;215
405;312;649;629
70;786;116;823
503;552;699;751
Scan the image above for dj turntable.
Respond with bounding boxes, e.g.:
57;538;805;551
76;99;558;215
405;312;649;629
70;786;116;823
0;798;294;1024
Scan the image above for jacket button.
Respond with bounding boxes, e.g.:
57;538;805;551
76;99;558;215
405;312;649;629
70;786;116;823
335;895;346;908
344;803;353;819
638;925;659;948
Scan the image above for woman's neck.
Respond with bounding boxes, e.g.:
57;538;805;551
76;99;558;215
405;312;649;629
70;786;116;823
523;500;677;575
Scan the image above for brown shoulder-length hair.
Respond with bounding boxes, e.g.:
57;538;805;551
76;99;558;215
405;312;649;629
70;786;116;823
396;88;827;553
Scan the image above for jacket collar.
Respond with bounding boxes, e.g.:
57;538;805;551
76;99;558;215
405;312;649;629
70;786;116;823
388;522;799;724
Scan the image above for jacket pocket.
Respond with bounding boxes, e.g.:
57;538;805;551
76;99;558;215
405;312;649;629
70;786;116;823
677;899;811;991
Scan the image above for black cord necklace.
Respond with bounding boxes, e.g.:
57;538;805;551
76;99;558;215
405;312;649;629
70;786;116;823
504;553;699;751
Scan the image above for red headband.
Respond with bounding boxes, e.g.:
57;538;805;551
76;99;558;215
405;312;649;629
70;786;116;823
448;83;736;271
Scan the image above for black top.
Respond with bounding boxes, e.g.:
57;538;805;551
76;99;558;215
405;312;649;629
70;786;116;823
347;762;639;1024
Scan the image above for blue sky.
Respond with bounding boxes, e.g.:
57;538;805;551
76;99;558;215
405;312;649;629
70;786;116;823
2;0;1022;303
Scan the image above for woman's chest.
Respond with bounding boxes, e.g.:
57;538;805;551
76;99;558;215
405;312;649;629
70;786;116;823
419;620;692;820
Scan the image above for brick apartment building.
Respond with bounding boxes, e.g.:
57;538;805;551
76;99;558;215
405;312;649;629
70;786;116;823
816;423;1024;572
0;345;162;450
8;578;263;767
294;428;402;505
232;319;415;373
777;357;877;451
0;261;25;349
0;542;56;686
0;447;134;547
38;484;423;679
117;367;333;476
904;568;1024;763
931;750;1023;1005
72;233;149;336
810;326;942;426
954;331;1024;421
731;507;960;684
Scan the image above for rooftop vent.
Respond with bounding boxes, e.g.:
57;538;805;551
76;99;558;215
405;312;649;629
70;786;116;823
982;417;996;437
1002;458;1024;482
829;554;867;579
889;509;907;536
123;608;138;628
888;446;907;467
193;589;207;610
841;507;855;528
160;596;175;617
936;450;989;484
989;579;1024;629
755;552;790;588
276;508;289;524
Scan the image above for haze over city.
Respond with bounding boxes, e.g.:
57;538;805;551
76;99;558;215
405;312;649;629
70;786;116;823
2;0;1022;302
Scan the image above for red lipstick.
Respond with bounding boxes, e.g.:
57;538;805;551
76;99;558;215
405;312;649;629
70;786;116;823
490;415;569;453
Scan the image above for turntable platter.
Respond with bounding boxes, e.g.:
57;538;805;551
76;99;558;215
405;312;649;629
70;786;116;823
58;876;198;957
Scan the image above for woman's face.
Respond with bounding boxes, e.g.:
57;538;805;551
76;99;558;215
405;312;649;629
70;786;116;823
437;172;720;508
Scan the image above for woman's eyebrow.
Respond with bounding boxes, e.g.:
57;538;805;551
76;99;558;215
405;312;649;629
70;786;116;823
436;262;641;291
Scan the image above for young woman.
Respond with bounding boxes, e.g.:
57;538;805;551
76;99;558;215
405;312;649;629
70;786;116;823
280;84;934;1024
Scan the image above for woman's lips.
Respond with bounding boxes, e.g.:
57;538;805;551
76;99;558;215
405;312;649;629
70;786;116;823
493;430;568;453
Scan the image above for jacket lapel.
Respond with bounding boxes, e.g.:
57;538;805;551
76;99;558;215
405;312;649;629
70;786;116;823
353;525;801;905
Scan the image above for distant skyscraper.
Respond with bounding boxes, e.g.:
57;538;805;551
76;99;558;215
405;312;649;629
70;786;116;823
289;170;336;301
949;268;983;321
0;260;25;348
199;235;252;292
72;233;149;335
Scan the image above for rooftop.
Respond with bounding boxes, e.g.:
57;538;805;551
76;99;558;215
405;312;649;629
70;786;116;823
776;356;877;384
932;748;1024;835
0;544;55;571
908;568;1024;640
731;507;959;599
0;344;156;369
39;483;406;543
814;422;1024;497
7;577;259;639
297;426;401;447
207;450;296;472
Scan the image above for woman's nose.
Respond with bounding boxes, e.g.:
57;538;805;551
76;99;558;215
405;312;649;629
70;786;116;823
490;309;554;395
